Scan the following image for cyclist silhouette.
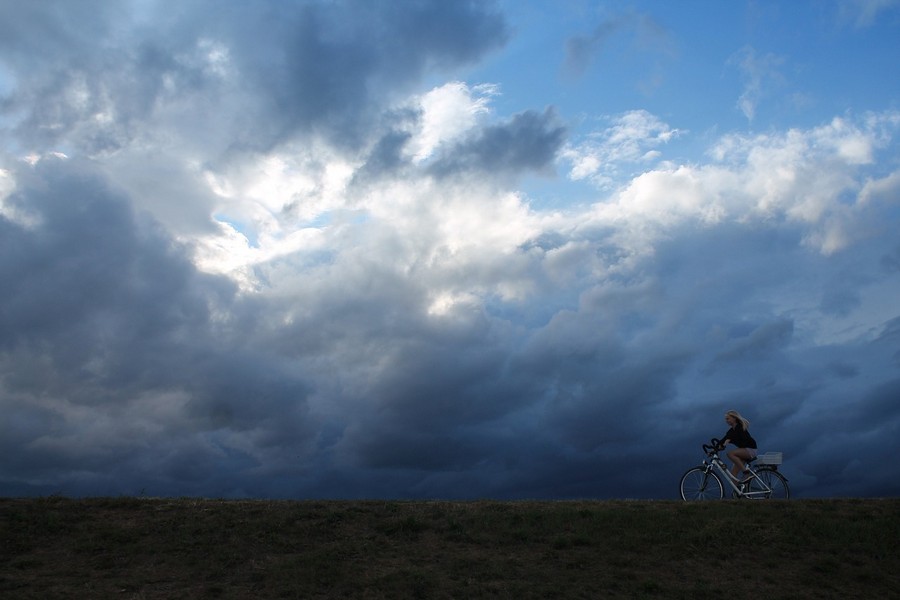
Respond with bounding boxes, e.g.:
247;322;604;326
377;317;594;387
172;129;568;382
718;410;758;481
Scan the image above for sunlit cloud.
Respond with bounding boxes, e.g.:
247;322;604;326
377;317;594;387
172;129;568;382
563;110;682;187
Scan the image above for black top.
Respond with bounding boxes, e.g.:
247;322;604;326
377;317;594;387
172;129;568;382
721;424;757;449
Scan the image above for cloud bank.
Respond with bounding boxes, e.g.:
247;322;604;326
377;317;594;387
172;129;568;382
1;0;899;499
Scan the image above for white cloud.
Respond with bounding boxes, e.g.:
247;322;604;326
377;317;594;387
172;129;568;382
583;111;899;256
179;142;358;286
406;81;498;163
858;170;900;205
562;110;682;188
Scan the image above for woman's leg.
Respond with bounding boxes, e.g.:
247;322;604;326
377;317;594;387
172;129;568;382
727;448;753;479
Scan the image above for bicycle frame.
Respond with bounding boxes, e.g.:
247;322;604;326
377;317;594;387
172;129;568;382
702;451;773;499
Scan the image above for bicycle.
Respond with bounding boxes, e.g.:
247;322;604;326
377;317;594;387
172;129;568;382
679;438;790;500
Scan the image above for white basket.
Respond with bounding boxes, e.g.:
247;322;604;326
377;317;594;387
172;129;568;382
756;452;782;465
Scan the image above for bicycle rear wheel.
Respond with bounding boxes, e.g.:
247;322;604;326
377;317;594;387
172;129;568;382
747;467;790;499
680;467;724;500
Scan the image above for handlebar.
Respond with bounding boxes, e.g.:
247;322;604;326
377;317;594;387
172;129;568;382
703;438;723;455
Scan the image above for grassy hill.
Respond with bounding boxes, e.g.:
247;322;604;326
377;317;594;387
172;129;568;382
2;497;898;599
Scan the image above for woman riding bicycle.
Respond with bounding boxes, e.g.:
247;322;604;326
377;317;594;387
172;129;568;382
718;410;757;481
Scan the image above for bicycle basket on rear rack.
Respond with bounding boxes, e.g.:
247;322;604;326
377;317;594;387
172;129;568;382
756;452;782;467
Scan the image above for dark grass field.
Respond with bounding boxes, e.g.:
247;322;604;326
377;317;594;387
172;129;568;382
2;496;898;599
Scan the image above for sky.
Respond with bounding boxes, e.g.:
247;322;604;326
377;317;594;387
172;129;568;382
1;0;899;500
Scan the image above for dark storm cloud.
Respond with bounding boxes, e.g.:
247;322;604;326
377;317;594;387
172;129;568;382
1;1;899;502
344;333;536;472
712;318;794;364
774;373;900;498
0;158;217;363
428;108;566;178
0;157;316;495
351;104;567;184
0;0;508;154
3;152;898;500
232;0;509;148
353;128;416;182
302;206;900;500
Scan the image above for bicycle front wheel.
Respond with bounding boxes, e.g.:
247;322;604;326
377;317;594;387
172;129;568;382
748;467;790;499
680;467;724;500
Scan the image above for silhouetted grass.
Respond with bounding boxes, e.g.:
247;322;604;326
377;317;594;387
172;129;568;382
1;497;897;598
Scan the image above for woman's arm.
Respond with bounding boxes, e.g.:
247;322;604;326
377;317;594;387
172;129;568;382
718;428;735;450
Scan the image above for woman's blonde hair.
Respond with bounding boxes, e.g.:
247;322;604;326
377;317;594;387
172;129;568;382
726;410;750;430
